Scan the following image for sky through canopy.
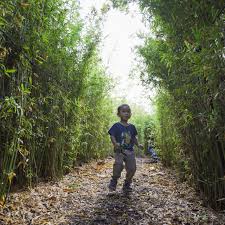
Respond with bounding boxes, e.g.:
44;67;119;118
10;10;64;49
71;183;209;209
79;0;155;113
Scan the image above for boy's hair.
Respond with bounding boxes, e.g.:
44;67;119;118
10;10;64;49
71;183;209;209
117;104;131;114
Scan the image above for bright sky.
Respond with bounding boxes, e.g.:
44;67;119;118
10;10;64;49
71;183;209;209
79;0;154;113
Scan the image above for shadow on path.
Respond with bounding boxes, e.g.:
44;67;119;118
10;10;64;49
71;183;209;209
61;158;225;225
68;191;146;225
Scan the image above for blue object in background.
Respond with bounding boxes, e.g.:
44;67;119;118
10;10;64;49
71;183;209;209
147;146;159;161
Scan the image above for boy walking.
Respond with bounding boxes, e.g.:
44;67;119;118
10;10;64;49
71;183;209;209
108;104;143;192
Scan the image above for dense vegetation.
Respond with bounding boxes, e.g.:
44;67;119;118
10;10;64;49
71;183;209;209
0;0;224;211
0;0;112;204
129;105;155;155
112;0;225;209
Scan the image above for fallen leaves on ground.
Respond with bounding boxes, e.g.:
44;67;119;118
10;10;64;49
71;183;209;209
0;158;224;225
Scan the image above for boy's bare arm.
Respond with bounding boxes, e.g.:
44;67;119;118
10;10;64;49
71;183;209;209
134;136;144;149
110;136;120;149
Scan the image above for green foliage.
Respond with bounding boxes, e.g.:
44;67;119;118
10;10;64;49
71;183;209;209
135;0;225;209
129;105;154;156
154;91;188;175
0;0;111;204
111;0;225;210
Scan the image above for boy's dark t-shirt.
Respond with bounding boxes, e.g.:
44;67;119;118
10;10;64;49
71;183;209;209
108;122;138;150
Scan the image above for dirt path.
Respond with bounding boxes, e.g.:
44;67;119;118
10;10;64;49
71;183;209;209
1;157;224;225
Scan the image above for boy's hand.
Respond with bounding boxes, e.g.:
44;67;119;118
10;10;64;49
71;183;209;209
114;142;121;150
138;144;144;150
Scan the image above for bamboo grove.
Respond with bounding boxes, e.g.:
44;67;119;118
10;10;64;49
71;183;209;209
112;0;225;209
0;0;112;204
0;0;224;211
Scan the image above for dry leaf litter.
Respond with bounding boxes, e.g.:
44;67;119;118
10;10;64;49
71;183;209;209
0;157;224;225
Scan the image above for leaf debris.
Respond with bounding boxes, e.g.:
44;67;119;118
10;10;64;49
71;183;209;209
1;158;224;225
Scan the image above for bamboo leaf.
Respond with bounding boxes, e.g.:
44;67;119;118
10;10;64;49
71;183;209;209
5;69;17;74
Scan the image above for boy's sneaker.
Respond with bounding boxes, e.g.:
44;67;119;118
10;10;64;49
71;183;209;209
108;179;117;191
122;181;133;192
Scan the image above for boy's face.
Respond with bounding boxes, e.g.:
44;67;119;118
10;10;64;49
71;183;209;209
118;105;131;121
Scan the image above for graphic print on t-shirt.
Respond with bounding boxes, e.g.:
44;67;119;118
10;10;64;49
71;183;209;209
108;122;138;150
121;131;132;149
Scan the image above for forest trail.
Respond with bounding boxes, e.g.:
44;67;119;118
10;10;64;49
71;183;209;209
1;158;225;225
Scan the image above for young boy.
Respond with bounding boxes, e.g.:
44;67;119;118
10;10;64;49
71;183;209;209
108;104;143;192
